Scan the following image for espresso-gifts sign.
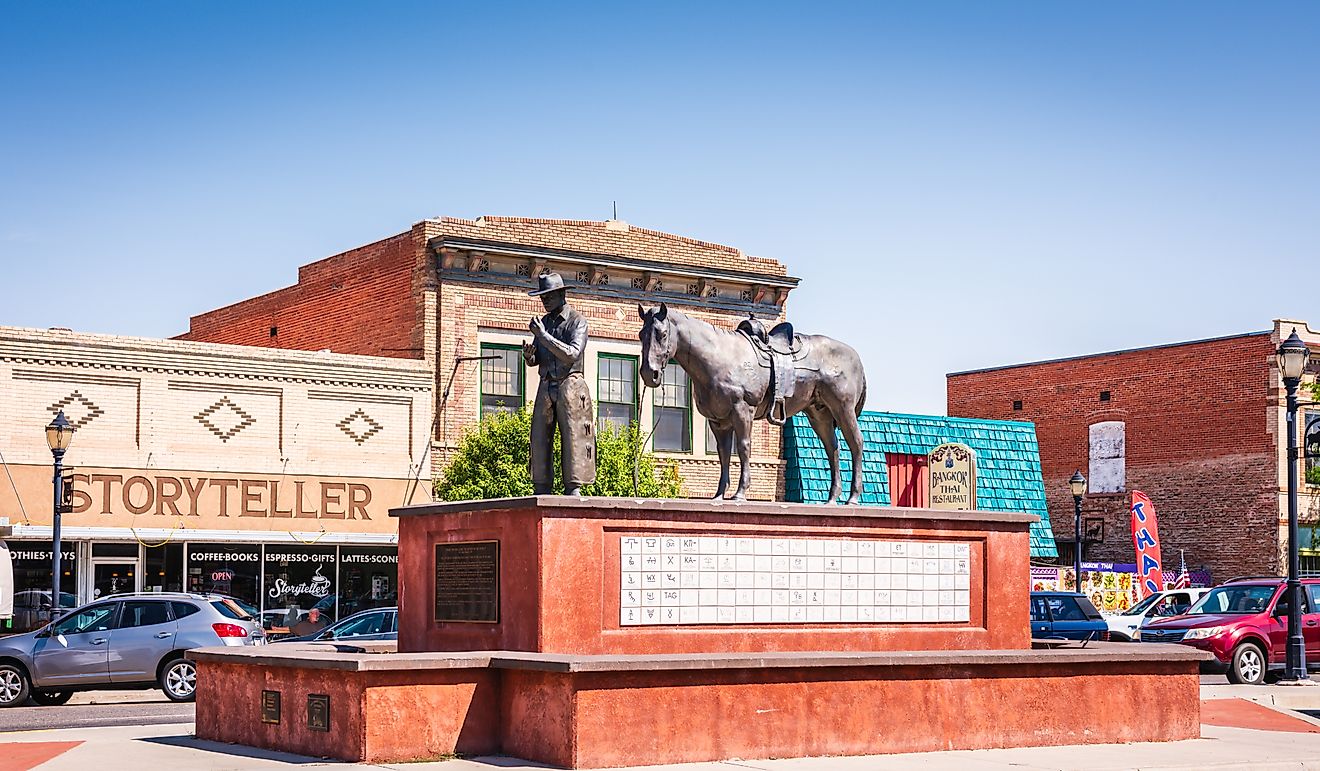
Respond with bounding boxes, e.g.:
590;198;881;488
928;443;976;510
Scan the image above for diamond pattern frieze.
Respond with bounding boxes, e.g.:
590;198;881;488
48;391;105;429
194;396;256;442
337;408;383;445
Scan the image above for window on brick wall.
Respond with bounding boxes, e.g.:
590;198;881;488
480;344;524;417
1088;421;1126;494
1304;412;1320;485
887;454;929;507
705;423;720;455
652;363;691;453
597;354;638;433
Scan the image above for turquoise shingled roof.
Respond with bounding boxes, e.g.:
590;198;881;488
782;411;1057;558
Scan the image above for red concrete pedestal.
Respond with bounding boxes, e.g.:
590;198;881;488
190;497;1213;768
395;496;1035;655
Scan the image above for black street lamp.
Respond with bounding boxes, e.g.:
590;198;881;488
45;411;74;624
1278;328;1310;683
1069;470;1087;592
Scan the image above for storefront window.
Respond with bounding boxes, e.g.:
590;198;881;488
187;544;261;608
338;546;398;617
264;545;338;621
5;541;78;632
145;542;185;593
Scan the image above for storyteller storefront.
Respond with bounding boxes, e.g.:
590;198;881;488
1;464;416;631
0;326;432;631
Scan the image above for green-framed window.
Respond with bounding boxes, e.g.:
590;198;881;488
597;354;638;433
652;362;692;453
1306;411;1320;485
705;423;720;455
480;343;524;417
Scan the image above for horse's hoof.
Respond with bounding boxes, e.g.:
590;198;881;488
823;498;838;505
710;492;726;500
845;496;862;505
728;494;747;502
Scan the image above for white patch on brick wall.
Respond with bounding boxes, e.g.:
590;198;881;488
1089;421;1126;494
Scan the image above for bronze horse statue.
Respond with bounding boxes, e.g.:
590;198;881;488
638;303;868;504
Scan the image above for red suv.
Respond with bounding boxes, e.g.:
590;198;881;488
1139;577;1320;684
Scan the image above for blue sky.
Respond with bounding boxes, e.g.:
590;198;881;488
2;2;1317;415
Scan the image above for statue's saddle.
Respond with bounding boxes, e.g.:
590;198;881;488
736;316;809;426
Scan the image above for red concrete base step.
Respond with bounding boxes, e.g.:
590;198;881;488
191;643;1207;769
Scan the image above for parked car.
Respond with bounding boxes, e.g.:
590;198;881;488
0;592;265;707
1139;577;1320;685
274;606;396;644
9;590;78;634
1030;591;1109;641
1105;588;1210;641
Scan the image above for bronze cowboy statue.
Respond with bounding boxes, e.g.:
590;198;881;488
639;303;867;504
524;273;596;495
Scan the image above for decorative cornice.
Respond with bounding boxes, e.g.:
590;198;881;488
429;236;800;289
0;327;433;392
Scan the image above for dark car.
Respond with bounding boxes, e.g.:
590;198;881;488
273;606;396;644
9;591;79;634
1139;577;1320;684
1030;591;1109;642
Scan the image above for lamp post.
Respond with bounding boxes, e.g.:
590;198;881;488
45;411;74;625
1069;470;1087;592
1278;328;1310;682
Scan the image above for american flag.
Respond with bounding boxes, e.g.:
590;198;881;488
1170;549;1191;589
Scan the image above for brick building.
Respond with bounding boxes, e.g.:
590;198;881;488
181;217;797;499
947;319;1320;582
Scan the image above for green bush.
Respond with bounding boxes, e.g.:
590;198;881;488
435;407;684;501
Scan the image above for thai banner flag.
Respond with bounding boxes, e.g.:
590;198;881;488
1130;491;1165;598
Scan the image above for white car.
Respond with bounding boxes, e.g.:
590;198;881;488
1106;588;1210;641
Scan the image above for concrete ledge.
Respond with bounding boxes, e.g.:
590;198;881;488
194;642;1205;768
191;642;1210;674
390;495;1038;524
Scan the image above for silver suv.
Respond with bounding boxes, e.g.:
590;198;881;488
0;592;265;707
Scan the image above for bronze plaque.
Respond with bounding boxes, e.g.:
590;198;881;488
307;693;330;732
260;690;280;724
434;540;500;623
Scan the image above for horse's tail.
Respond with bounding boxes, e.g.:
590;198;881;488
856;373;867;417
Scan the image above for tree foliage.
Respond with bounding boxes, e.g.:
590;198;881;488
435;407;684;501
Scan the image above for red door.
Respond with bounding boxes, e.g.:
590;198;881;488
887;454;928;507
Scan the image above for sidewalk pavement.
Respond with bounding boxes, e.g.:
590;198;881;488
4;708;1320;771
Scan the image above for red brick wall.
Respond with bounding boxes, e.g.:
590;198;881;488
180;230;424;359
947;333;1279;580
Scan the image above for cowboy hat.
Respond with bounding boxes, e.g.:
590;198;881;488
528;272;570;296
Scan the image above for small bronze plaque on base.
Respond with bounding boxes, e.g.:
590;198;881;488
307;693;330;732
434;540;500;623
260;690;280;724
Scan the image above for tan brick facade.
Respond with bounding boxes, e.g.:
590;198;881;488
0;326;434;538
183;217;796;500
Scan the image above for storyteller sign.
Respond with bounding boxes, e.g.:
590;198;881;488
0;465;419;534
